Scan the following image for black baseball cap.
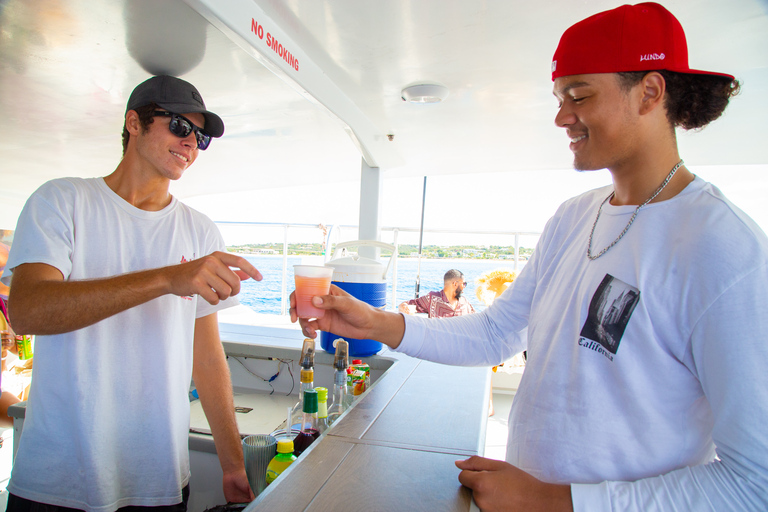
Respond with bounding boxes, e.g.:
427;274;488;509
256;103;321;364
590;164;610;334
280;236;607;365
126;75;224;137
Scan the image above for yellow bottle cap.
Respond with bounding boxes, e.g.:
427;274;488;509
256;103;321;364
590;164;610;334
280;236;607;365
277;438;294;454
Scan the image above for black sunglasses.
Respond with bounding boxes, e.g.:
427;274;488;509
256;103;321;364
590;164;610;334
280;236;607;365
152;111;211;150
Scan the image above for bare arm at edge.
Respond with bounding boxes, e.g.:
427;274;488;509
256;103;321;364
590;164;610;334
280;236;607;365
193;313;254;502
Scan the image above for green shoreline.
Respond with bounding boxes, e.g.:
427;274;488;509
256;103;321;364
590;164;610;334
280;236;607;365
229;253;529;263
227;243;534;261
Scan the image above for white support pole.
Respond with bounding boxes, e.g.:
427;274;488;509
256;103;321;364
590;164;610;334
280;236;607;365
281;225;289;315
392;229;399;310
358;158;382;261
514;233;520;273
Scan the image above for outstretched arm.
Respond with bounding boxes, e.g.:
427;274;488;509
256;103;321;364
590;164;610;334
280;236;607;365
7;252;262;335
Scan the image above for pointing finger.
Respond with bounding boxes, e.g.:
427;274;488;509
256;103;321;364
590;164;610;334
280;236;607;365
233;269;251;280
217;252;263;281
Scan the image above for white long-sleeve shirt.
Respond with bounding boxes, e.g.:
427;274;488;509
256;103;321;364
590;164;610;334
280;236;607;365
397;177;768;511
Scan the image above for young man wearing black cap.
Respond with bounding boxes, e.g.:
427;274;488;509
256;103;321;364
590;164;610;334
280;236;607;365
2;76;262;510
292;3;768;511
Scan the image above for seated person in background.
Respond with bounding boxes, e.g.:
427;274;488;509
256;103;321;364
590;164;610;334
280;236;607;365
398;269;475;318
0;296;21;429
0;241;10;301
0;296;12;370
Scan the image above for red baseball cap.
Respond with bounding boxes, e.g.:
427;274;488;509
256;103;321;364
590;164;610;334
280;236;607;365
551;2;734;81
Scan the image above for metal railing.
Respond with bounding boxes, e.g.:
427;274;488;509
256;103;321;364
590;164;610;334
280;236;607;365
215;221;541;316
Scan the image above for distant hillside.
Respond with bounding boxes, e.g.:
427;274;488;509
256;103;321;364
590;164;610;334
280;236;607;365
227;242;533;260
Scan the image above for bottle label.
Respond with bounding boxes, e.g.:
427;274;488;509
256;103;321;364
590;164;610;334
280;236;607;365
348;369;367;395
15;335;33;360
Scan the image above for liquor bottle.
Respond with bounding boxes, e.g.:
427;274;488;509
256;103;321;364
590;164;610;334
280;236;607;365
344;367;355;408
290;338;315;430
265;438;297;485
315;386;329;434
327;339;349;425
293;388;320;456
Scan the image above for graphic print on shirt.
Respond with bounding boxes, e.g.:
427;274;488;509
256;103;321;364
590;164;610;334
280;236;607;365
580;274;640;356
179;255;196;300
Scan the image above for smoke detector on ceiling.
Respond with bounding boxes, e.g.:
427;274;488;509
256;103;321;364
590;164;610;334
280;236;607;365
401;83;449;103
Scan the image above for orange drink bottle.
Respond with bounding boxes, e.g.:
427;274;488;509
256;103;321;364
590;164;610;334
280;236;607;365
293;265;334;319
16;335;33;360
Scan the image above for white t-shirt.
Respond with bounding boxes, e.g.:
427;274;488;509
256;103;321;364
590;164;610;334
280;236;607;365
398;177;768;511
2;178;237;511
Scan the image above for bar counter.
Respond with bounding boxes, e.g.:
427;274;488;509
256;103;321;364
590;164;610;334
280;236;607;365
8;316;491;511
242;346;490;512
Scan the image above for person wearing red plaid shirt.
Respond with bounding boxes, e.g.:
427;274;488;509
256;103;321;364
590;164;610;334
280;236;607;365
398;269;475;318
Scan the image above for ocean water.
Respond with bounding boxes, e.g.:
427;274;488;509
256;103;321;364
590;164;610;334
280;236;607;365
237;255;525;315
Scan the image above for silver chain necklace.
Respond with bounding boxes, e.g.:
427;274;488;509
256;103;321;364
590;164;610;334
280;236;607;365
587;160;684;260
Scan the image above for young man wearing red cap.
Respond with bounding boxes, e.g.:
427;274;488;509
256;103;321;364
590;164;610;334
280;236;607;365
2;76;263;510
293;3;768;511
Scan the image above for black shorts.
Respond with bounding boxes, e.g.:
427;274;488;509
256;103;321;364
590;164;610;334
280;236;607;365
5;485;190;512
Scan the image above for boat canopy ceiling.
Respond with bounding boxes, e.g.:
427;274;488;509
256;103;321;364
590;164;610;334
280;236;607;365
1;0;767;227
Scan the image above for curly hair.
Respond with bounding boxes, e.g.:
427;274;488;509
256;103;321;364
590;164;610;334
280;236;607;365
617;71;740;130
121;102;160;156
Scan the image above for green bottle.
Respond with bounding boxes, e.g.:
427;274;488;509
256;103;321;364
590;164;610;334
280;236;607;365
265;438;298;485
